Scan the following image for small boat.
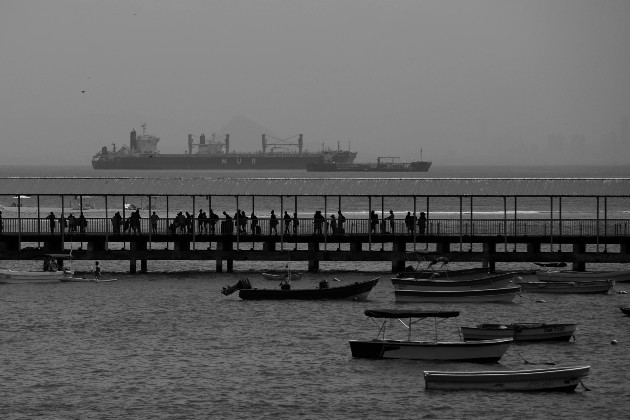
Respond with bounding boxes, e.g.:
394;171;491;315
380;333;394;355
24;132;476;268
394;286;522;303
349;309;511;362
535;263;630;283
392;272;515;291
397;267;493;280
620;307;630;316
518;280;614;294
221;277;379;301
0;254;73;284
59;276;119;283
261;271;303;281
461;323;577;342
423;365;591;392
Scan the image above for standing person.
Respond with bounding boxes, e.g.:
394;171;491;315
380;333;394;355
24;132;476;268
222;211;233;234
209;209;219;234
94;261;101;281
79;212;87;233
283;211;291;234
59;214;67;233
47;212;56;234
0;210;3;234
313;210;325;234
112;211;122;233
270;210;278;235
370;210;378;233
418;212;427;235
197;209;206;233
405;211;414;234
250;212;259;234
387;210;395;234
337;211;346;234
240;210;248;234
329;214;337;234
150;211;160;234
185;211;193;233
292;212;299;235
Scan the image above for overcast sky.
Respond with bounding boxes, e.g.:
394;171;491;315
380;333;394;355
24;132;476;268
1;0;629;166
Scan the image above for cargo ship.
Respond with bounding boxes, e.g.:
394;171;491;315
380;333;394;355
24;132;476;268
306;156;432;172
91;124;357;170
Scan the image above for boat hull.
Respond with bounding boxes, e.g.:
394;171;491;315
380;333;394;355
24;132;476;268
237;278;379;301
349;338;511;362
394;286;521;303
536;269;630;282
392;273;515;291
0;269;64;284
306;161;432;172
461;323;577;342
423;365;590;392
59;277;119;283
519;280;613;294
261;272;302;281
397;267;491;280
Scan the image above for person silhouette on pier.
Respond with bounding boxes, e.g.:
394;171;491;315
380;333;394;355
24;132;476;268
283;211;291;234
270;210;278;235
418;212;427;235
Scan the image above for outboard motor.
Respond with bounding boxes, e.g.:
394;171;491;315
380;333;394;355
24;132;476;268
222;278;252;296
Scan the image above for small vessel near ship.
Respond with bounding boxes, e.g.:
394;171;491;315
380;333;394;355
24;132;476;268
306;156;432;172
92;124;357;170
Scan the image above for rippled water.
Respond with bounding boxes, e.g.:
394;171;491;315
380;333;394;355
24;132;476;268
1;269;629;419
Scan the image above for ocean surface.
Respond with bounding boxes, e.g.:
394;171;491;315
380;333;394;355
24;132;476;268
2;165;630;419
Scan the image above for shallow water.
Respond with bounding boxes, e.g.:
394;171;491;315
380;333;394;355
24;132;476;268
1;270;629;419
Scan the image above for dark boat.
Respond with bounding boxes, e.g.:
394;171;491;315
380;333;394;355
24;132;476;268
92;124;357;170
307;156;431;172
620;307;630;316
221;277;379;301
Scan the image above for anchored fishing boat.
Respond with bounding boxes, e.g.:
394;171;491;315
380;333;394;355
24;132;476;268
221;277;379;301
394;286;522;303
535;262;630;283
460;323;577;342
0;254;73;284
349;309;511;362
423;365;591;392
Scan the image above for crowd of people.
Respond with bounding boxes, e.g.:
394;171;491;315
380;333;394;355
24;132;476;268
30;209;428;236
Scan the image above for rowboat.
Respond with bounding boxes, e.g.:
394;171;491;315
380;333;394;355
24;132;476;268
221;277;379;301
59;276;119;283
461;323;577;342
0;254;73;284
535;264;630;283
261;271;303;281
423;365;591;392
349;309;511;362
391;272;515;291
518;280;614;294
620;307;630;316
397;267;492;280
394;286;522;303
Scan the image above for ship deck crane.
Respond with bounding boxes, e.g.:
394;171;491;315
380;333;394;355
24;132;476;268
262;134;304;154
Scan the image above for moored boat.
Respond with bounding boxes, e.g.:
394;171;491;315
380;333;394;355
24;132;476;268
349;309;511;362
221;277;379;301
423;365;591;392
535;264;630;283
620;307;630;316
394;286;522;303
397;267;492;280
518;280;614;294
391;272;515;291
261;271;303;281
461;323;577;342
0;254;73;284
59;276;119;283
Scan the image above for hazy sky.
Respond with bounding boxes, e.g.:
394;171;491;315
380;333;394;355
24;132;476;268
1;0;629;166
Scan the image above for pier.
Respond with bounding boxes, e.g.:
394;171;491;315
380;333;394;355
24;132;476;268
1;177;630;273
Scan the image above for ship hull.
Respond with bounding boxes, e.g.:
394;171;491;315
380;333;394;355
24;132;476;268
93;154;335;170
306;161;432;172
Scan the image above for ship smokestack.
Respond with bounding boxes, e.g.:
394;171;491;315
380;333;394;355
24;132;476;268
225;134;230;154
299;134;303;155
188;134;193;155
262;134;267;154
130;129;137;151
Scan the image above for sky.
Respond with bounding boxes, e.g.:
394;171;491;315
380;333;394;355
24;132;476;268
1;0;630;166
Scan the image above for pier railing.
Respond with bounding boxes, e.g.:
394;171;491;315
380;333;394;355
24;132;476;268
2;217;629;238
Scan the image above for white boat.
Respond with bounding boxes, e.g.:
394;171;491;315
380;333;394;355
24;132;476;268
394;286;522;303
349;309;512;362
261;271;303;281
461;323;577;342
518;280;613;294
59;276;119;283
536;269;630;283
0;254;73;284
423;365;591;392
392;272;515;291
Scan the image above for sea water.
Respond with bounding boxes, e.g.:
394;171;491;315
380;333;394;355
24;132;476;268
1;165;630;419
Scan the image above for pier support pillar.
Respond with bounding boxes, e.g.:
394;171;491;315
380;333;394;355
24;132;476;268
308;242;319;272
350;242;362;253
263;240;276;252
174;240;190;251
572;243;586;271
223;241;233;272
43;238;63;253
129;259;137;274
482;242;496;271
141;259;147;273
391;241;406;273
88;239;106;252
436;241;450;253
